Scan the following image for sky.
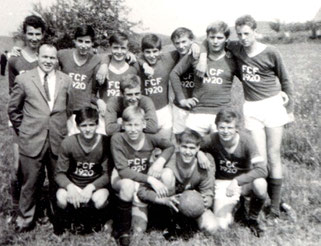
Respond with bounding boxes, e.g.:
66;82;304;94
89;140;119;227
0;0;320;36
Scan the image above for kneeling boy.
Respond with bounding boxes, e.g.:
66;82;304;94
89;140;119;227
110;106;175;245
201;108;268;237
138;129;217;236
54;107;111;234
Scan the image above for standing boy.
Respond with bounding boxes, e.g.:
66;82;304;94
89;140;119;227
110;106;174;245
170;22;238;137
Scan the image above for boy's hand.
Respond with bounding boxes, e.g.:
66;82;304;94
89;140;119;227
66;183;82;208
161;195;180;212
96;63;108;85
280;91;289;106
226;179;240;197
201;194;212;208
179;98;199;109
97;99;106;116
10;46;22;57
189;42;200;59
126;52;137;65
197;151;211;170
81;184;96;203
143;62;154;78
147;176;168;198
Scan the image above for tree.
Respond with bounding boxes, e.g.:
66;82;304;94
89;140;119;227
269;19;282;33
30;0;141;51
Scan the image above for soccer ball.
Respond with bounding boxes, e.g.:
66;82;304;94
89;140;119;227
178;190;205;219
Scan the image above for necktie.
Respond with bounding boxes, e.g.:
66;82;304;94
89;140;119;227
43;73;51;101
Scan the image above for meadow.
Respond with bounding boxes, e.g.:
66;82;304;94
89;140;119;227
0;42;321;245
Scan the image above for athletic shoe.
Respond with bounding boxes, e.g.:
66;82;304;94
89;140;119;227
265;210;280;226
247;219;264;237
233;196;248;226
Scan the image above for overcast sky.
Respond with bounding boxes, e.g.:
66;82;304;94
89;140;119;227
1;0;320;36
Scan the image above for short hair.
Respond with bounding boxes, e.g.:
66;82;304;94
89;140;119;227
171;27;194;42
75;107;99;125
23;15;46;34
109;32;129;46
120;74;141;93
122;106;145;122
141;34;162;51
177;128;202;146
38;43;57;53
215;108;241;128
235;15;257;30
74;25;95;41
206;21;230;38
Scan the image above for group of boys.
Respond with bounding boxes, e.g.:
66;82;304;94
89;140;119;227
7;13;295;246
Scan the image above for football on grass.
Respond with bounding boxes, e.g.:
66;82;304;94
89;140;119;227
178;190;205;219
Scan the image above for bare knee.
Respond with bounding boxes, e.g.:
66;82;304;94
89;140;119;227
118;179;136;202
161;168;175;190
252;178;268;199
92;188;109;209
56;188;68;209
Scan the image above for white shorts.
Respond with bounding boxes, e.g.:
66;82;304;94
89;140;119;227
111;168;147;207
186;113;217;136
156;104;173;130
172;104;190;134
67;114;106;136
243;93;290;130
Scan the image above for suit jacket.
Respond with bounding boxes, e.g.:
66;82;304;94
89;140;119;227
8;67;72;157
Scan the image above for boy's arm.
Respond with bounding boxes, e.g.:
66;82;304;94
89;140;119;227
198;168;215;209
140;96;158;134
91;158;109;189
169;54;193;106
105;97;122;135
55;141;73;188
8;58;18;95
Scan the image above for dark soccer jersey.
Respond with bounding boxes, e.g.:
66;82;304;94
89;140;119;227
227;41;294;111
140;52;177;110
201;132;267;185
55;134;110;189
58;49;101;112
98;63;138;102
111;132;175;183
8;56;38;94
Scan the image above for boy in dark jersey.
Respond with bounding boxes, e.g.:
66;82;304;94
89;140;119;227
200;108;268;237
198;15;295;223
110;106;174;245
138;129;218;237
105;74;158;136
170;21;238;137
54;107;110;234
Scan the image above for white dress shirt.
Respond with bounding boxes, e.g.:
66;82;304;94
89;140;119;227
38;67;56;111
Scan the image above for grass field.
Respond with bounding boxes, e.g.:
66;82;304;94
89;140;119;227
0;42;321;246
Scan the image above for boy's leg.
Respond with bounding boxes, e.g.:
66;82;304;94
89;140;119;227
197;209;219;235
266;126;283;218
213;180;241;229
132;183;148;233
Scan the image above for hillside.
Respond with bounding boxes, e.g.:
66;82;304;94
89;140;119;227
0;36;14;53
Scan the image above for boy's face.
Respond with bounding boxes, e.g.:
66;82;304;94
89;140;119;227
123;86;142;107
173;35;192;55
235;25;256;48
217;120;237;143
111;40;129;62
74;35;93;56
207;31;226;54
38;45;58;73
78;119;97;140
25;25;44;50
123;117;146;142
178;141;200;165
143;48;160;65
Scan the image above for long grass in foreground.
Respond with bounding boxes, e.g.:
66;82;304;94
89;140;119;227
1;42;321;245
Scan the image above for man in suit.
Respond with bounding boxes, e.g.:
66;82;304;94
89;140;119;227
8;43;72;232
